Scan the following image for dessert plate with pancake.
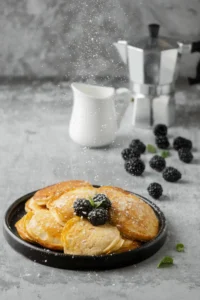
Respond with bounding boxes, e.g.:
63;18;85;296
3;180;167;270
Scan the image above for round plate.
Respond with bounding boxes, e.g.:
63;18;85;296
3;187;167;270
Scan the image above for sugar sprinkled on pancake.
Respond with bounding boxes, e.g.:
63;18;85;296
33;180;92;206
48;186;98;226
61;217;124;255
15;214;35;243
15;180;160;255
98;186;159;241
25;210;63;250
25;198;46;212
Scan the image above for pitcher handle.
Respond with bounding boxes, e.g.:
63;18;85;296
115;88;132;127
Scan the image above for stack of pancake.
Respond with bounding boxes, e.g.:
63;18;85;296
15;180;159;255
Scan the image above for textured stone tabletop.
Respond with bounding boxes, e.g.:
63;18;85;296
1;81;200;299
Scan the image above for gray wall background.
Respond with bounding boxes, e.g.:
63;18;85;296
0;0;200;79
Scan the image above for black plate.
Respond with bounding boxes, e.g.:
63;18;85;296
3;187;167;270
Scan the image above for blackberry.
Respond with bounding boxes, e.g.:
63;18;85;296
129;139;146;154
149;155;166;172
125;158;145;176
153;124;168;137
147;183;163;199
163;167;182;182
88;208;108;226
121;148;140;160
178;148;193;163
93;194;111;209
155;136;170;149
173;136;192;151
73;198;93;217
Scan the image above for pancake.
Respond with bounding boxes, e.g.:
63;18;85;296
61;217;124;255
98;186;159;241
15;214;35;243
25;210;63;250
114;239;141;254
25;198;46;212
48;186;98;226
33;180;92;206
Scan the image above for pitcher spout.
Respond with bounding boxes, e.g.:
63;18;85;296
113;40;128;64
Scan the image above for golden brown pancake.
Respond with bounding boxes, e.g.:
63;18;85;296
33;180;92;206
25;210;63;250
48;186;98;226
114;239;141;254
98;186;159;241
61;217;124;255
25;198;46;212
15;214;35;243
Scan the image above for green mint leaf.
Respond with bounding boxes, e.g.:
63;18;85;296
176;243;184;252
95;201;103;208
161;150;170;158
88;197;95;207
157;256;173;268
147;144;157;153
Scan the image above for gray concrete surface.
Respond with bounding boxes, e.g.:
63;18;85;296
1;81;200;299
0;0;200;78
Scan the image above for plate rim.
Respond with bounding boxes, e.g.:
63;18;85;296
3;185;167;260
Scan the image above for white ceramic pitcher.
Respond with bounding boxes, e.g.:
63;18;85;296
69;83;131;147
